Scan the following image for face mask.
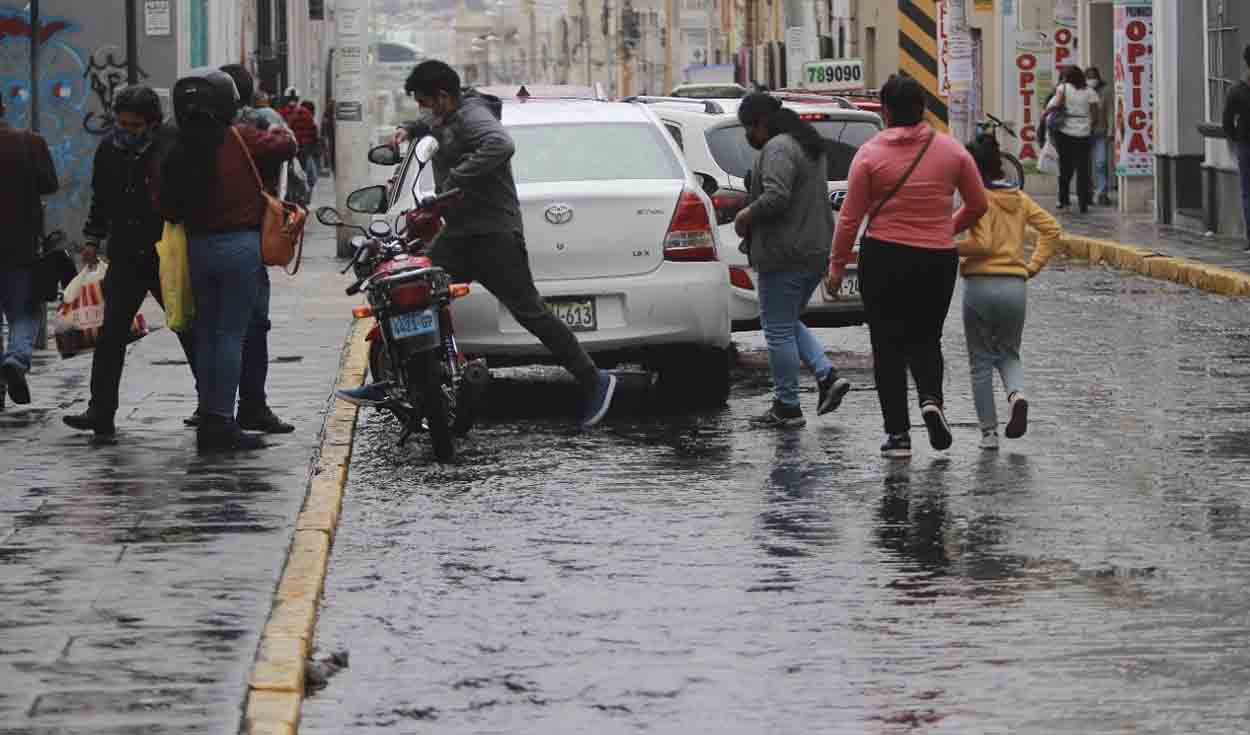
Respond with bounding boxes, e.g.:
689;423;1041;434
1088;78;1101;89
113;127;150;152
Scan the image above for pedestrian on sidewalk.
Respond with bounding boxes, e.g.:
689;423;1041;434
63;86;197;437
340;60;618;427
299;100;321;186
217;64;298;436
957;136;1062;451
1222;44;1250;252
279;88;319;201
733;93;851;428
159;71;297;451
1047;66;1101;214
1085;67;1114;206
0;93;59;408
828;74;989;458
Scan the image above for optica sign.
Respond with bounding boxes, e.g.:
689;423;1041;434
1115;1;1153;176
1013;33;1049;164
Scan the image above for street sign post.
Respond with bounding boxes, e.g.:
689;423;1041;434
801;58;866;93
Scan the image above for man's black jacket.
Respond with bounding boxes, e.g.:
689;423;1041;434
1223;80;1250;145
83;124;174;262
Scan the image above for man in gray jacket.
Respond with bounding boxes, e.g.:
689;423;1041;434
338;60;617;427
732;93;850;427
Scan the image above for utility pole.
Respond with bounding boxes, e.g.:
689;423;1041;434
333;0;373;257
581;0;592;85
125;0;139;83
705;0;714;67
663;0;676;92
527;0;537;81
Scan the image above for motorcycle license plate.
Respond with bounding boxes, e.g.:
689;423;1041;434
545;297;597;331
389;309;439;339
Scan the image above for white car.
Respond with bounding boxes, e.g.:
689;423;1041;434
639;96;882;330
380;98;733;407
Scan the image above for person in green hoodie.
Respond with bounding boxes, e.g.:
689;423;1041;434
956;136;1063;451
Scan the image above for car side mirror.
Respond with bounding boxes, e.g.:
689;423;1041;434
346;185;389;214
414;135;439;164
368;144;402;166
743;169;752;191
694;172;719;198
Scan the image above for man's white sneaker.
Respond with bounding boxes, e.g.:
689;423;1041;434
980;430;999;451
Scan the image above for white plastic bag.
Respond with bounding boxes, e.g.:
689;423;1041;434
1038;140;1060;175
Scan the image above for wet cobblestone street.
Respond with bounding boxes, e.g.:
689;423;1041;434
304;262;1250;734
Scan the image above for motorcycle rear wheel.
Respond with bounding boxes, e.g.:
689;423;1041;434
413;353;454;462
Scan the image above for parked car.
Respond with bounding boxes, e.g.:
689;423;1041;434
374;97;733;406
638;95;883;330
670;83;748;99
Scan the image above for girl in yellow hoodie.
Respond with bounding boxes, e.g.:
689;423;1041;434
957;137;1063;450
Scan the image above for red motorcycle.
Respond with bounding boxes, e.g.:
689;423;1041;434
316;138;488;460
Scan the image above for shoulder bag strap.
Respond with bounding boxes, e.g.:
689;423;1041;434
864;127;935;239
230;126;268;200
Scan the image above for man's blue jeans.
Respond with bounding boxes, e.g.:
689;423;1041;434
757;270;834;409
189;230;262;419
0;266;38;372
237;266;271;417
1238;143;1250;247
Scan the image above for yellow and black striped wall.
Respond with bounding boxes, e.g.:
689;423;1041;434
897;0;949;130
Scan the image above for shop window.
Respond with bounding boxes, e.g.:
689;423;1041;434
1207;0;1243;122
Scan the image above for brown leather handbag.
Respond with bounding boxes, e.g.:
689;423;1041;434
231;127;307;274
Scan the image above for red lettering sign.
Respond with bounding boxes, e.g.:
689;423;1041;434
1128;41;1147;64
1128;110;1149;130
1128;131;1148;153
1126;20;1147;42
1016;53;1036;71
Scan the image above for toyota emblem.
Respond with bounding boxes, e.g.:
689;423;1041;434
544;203;574;225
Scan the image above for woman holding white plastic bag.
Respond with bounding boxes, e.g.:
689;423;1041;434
1046;66;1101;213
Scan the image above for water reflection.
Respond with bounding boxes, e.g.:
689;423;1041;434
752;433;835;592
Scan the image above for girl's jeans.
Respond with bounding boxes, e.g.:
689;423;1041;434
188;230;262;419
962;275;1027;431
757;270;834;409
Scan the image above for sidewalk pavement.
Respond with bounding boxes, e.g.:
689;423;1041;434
0;187;353;734
1024;191;1250;295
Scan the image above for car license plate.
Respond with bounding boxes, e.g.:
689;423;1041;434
546;297;597;332
390;309;439;339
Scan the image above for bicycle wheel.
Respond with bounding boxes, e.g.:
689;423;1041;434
1002;153;1026;189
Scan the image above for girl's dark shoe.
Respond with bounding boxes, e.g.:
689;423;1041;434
63;408;117;437
197;415;265;451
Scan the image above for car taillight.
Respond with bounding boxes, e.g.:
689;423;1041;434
729;266;754;290
664;190;717;262
390;281;432;310
710;188;748;225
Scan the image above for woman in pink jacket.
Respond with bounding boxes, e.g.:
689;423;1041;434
828;75;988;458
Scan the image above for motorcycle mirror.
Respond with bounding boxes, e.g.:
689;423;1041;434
368;144;403;166
346;185;389;214
316;206;344;226
414;135;439;165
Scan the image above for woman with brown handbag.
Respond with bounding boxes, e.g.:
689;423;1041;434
827;74;989;458
158;71;296;451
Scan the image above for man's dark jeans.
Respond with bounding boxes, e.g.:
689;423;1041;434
430;231;598;391
1238;143;1250;247
90;255;196;416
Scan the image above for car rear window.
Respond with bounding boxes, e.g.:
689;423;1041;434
509;123;685;184
705;119;880;182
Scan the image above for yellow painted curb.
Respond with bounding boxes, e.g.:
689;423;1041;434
1058;234;1250;297
243;319;370;735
